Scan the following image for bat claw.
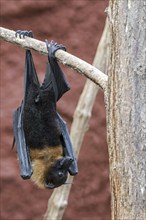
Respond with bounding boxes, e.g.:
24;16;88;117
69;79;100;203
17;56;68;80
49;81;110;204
15;30;33;39
45;39;66;59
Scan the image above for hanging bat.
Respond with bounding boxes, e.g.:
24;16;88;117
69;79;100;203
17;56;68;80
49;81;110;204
13;30;78;189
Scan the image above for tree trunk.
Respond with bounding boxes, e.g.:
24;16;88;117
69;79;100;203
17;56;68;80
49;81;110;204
107;1;146;219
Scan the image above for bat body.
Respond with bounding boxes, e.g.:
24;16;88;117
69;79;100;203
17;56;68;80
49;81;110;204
13;31;78;189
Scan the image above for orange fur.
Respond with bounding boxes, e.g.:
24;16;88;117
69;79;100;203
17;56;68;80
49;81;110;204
30;145;63;188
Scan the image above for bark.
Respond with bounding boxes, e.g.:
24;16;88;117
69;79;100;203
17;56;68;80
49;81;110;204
44;19;110;220
107;1;146;219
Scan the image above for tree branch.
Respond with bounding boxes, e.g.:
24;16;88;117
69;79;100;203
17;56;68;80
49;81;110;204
0;27;108;91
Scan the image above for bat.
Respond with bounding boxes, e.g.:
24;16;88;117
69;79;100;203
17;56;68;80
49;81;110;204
13;30;78;189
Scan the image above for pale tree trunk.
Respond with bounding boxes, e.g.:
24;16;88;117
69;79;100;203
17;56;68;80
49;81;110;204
107;0;146;219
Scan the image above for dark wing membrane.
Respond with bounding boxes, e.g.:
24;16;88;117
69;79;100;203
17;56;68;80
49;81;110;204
47;44;70;102
13;106;32;179
50;62;70;101
41;53;70;99
24;50;40;99
13;50;38;179
41;64;52;90
57;113;78;176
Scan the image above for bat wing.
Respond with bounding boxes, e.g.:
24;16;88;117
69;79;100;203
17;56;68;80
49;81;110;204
57;113;78;176
13;105;32;179
44;41;78;175
13;50;39;179
45;41;70;102
24;50;40;98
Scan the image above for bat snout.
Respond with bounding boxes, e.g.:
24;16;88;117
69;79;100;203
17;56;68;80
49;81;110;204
45;181;56;189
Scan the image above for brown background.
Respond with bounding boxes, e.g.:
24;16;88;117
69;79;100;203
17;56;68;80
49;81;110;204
0;0;111;220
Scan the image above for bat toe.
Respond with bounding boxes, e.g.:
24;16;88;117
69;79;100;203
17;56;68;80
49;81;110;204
15;30;33;39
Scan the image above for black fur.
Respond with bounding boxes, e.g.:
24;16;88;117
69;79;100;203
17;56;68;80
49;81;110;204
23;79;61;148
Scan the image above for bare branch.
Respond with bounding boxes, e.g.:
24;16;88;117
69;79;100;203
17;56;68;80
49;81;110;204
0;27;108;91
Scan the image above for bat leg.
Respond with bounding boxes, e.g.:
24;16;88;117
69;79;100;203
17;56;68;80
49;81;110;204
15;30;33;39
45;40;66;59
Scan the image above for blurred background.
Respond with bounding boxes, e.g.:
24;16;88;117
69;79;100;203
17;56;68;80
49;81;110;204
0;0;110;219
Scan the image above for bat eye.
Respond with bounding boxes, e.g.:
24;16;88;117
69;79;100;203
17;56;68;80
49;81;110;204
58;171;63;178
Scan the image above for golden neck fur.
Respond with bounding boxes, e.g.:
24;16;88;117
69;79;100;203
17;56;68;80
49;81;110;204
30;145;63;188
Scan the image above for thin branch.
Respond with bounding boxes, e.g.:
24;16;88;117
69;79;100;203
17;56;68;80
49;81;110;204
0;27;108;91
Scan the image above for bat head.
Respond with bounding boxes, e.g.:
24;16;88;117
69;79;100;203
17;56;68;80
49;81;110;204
45;156;73;189
30;147;73;189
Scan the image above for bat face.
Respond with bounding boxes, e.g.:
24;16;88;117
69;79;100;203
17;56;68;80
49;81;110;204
45;157;73;189
30;147;73;189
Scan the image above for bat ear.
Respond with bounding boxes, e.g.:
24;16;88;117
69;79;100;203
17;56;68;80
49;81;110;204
59;156;73;171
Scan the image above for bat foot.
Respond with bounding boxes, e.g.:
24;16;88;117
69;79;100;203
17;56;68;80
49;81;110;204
15;30;33;39
45;40;66;58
